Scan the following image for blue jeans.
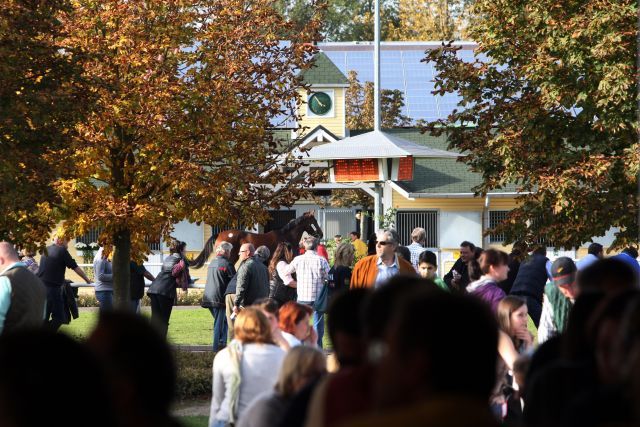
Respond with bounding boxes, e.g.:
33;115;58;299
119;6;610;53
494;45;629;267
208;307;228;352
298;301;324;349
95;290;113;312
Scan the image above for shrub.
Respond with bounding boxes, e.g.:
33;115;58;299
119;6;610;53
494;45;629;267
176;289;204;306
76;289;205;307
76;294;98;307
174;350;214;401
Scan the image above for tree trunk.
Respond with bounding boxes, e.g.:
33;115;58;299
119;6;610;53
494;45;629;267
112;228;131;311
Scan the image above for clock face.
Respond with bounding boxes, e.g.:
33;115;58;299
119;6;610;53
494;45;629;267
308;92;332;116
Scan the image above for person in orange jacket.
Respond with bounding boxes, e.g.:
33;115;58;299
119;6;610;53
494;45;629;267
350;229;415;288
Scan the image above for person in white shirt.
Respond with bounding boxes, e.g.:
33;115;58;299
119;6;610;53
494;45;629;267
286;237;329;348
209;308;285;427
237;346;326;427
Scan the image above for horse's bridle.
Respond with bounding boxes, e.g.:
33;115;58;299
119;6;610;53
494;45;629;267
308;222;322;238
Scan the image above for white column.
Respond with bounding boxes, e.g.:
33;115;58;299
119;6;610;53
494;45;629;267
382;181;393;216
373;183;383;233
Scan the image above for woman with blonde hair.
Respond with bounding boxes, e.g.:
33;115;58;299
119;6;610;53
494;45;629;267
237;346;326;427
209;308;285;427
328;243;354;297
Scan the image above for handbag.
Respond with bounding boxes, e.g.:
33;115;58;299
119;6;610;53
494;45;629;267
313;277;330;313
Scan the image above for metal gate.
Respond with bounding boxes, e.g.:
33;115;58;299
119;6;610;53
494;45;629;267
396;210;439;247
317;209;357;239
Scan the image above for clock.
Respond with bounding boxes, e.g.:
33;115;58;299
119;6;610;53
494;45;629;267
308;92;332;116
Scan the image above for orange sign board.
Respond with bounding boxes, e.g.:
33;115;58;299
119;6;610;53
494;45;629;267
397;156;414;181
334;158;380;182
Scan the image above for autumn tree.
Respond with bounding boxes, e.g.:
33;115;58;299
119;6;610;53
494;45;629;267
387;0;470;41
345;70;411;130
426;0;638;249
52;0;321;308
0;0;87;248
276;0;399;41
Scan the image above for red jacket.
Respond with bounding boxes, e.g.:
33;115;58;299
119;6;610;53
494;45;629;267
300;244;329;261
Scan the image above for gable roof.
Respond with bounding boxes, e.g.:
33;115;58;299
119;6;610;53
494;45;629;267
352;129;519;195
299;125;340;148
300;51;349;86
302;130;459;160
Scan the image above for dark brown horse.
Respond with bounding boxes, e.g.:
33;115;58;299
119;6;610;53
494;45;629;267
191;210;323;267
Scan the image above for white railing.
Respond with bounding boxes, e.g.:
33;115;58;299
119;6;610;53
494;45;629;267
72;262;207;289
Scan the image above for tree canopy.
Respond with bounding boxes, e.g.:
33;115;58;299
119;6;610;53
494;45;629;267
426;0;638;249
18;0;322;307
0;0;87;248
388;0;470;41
276;0;399;41
345;70;411;130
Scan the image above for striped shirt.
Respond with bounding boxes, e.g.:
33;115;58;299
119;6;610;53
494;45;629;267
286;250;329;302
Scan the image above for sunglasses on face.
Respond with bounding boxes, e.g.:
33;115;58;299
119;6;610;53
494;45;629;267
376;241;393;246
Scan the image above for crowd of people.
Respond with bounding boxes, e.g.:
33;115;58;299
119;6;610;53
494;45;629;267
0;226;639;427
199;228;640;427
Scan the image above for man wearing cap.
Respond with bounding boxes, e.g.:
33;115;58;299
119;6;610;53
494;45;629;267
538;257;578;344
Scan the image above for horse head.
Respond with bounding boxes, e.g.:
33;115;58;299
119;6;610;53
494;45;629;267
302;210;323;240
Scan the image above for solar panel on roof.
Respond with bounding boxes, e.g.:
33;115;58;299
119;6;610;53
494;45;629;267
321;42;478;123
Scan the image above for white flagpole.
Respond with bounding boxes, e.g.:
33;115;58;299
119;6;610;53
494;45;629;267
373;0;380;132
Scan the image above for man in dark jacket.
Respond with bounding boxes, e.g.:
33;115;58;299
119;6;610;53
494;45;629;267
233;243;269;315
443;241;475;292
509;245;550;327
0;242;46;334
38;235;92;331
202;241;234;351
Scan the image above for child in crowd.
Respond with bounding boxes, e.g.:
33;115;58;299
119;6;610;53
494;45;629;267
417;251;449;292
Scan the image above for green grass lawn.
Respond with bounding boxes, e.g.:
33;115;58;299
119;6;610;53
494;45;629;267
60;307;214;346
60;307;334;348
179;416;208;427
